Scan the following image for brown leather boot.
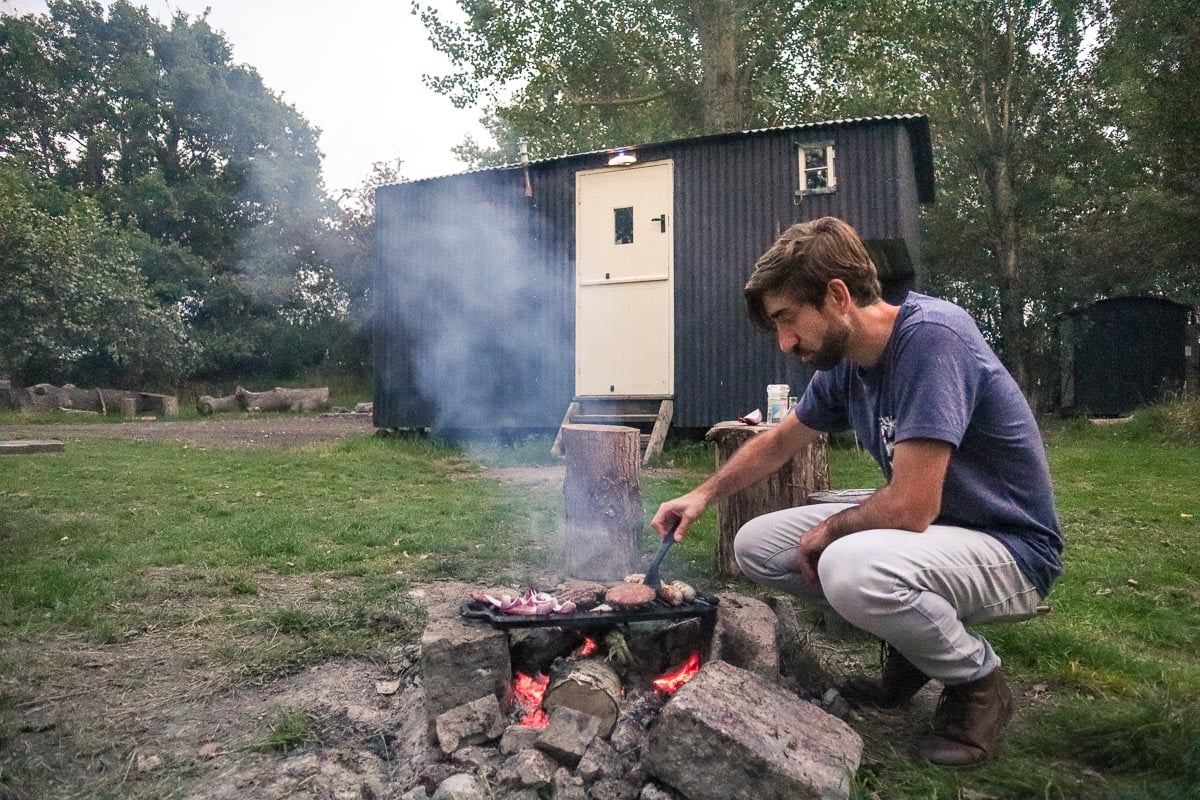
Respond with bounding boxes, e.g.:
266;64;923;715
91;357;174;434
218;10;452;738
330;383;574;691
917;668;1014;767
841;642;932;709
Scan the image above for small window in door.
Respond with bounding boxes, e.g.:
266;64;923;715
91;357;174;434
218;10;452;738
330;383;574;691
614;207;634;244
796;141;836;195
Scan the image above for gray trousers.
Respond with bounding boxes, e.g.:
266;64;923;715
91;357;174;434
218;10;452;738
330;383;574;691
734;503;1041;685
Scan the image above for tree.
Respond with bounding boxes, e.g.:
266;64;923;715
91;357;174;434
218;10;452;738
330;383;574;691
0;161;195;387
0;1;345;383
416;0;843;162
805;0;1106;401
1076;0;1200;300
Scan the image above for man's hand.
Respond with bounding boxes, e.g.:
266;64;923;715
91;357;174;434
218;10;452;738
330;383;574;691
795;519;835;585
651;490;711;542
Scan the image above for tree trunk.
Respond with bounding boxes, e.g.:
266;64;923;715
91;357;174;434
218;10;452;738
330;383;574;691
990;153;1030;395
543;657;622;737
692;0;752;133
705;423;829;578
561;424;642;581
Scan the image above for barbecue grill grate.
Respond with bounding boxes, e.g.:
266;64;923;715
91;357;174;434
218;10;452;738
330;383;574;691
460;592;719;630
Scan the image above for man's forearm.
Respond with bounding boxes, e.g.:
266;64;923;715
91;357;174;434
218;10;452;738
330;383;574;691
822;482;930;540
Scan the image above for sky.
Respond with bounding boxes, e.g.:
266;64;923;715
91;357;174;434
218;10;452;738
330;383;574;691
2;0;491;193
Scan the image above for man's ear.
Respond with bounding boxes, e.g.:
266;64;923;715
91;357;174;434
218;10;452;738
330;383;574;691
826;279;853;311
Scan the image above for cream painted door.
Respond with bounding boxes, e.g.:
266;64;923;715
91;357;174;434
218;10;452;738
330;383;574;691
575;161;674;396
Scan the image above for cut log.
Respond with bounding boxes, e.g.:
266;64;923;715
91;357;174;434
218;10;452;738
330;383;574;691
196;393;240;415
236;386;329;413
542;658;621;737
705;422;830;578
561;424;642;580
8;384;178;416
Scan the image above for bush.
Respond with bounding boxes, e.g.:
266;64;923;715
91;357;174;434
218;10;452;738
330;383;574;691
1129;394;1200;446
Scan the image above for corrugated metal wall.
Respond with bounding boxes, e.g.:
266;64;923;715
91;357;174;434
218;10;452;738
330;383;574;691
375;118;931;430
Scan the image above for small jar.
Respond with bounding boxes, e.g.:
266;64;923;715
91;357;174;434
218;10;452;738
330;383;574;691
766;384;790;424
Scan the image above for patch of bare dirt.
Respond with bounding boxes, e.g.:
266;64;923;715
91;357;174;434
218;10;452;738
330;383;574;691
0;578;456;799
0;414;375;449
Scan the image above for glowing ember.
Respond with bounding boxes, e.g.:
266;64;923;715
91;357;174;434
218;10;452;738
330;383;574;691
513;672;549;727
652;653;702;695
576;637;598;657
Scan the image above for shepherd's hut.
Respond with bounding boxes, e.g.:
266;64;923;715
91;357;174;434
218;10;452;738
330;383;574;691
373;114;936;455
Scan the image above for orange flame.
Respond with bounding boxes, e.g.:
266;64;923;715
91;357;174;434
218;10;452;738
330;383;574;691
652;653;702;695
577;637;598;657
513;672;549;727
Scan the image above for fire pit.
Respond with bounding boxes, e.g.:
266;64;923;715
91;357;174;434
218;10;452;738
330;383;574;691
415;584;866;800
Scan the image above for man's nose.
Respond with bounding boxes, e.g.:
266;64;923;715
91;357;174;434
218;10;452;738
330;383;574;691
777;328;797;352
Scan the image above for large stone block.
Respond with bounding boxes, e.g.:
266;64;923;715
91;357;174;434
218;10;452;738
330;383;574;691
709;592;780;681
535;706;602;768
435;695;506;754
643;661;862;800
420;614;512;723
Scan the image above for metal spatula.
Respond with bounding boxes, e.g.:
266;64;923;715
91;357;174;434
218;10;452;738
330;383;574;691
644;524;677;589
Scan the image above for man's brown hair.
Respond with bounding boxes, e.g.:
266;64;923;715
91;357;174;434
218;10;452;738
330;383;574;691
744;217;882;331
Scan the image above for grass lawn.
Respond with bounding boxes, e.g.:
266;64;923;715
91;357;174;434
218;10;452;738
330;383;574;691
0;419;1197;799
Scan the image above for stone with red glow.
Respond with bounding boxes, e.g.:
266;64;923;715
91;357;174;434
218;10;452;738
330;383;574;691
435;694;506;755
643;660;863;800
535;706;603;768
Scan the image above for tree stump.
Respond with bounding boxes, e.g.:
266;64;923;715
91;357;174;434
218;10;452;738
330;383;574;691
561;424;642;580
705;422;830;578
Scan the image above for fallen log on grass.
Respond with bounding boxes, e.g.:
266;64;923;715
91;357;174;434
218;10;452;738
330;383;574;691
196;386;331;415
9;384;177;416
195;392;241;415
236;386;329;413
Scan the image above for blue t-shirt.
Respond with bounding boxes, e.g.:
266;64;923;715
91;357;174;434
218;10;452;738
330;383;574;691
796;292;1063;597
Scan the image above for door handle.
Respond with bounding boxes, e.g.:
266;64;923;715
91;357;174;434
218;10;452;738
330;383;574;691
651;214;667;233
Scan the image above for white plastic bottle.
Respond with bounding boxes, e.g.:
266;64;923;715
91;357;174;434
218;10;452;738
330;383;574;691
766;384;790;424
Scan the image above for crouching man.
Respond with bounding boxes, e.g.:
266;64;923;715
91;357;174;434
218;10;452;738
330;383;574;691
651;217;1063;767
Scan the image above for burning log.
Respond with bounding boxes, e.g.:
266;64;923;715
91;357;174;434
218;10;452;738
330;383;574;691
542;657;622;737
561;424;641;580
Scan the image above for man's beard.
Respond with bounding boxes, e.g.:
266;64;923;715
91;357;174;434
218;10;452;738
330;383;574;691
793;320;850;371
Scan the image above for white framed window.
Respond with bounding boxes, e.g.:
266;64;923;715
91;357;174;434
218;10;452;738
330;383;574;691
796;141;836;195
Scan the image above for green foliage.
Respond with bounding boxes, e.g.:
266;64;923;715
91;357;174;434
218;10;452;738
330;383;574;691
0;1;365;388
417;0;1196;411
417;0;842;162
0;161;196;387
1126;395;1200;446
